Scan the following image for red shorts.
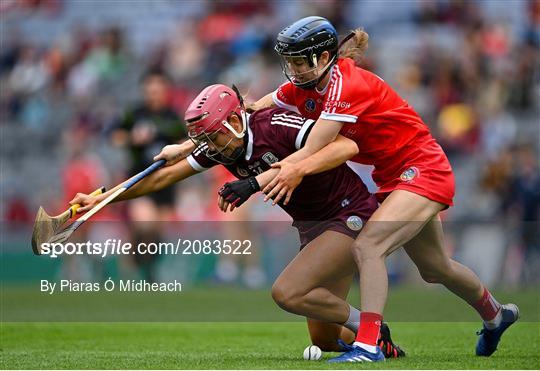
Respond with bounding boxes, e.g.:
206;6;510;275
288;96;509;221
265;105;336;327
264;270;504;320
375;141;455;207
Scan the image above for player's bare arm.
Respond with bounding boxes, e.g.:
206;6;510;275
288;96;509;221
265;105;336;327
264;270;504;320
295;134;359;175
246;92;275;113
263;134;358;205
153;140;197;166
262;119;346;205
70;159;197;212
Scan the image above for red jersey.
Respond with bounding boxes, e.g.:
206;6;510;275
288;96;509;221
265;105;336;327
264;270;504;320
272;58;447;189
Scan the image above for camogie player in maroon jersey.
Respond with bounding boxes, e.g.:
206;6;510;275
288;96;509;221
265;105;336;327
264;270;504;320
245;16;519;362
70;84;404;358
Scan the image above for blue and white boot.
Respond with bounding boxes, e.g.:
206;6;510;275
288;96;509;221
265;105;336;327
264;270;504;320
476;303;520;356
329;341;385;363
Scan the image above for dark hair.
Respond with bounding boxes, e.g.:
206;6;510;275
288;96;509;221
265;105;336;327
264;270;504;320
139;67;171;84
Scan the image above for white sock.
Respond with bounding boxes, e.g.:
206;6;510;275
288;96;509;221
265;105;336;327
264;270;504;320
353;341;377;353
484;308;502;330
343;304;361;333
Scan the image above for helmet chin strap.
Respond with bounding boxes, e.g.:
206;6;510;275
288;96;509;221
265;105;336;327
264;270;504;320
222;110;246;139
298;54;336;90
316;54;336;77
216;109;248;163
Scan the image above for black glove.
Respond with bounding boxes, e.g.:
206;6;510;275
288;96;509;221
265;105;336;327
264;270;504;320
218;176;260;207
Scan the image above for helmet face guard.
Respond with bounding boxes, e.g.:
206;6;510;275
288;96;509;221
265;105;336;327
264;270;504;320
276;51;336;90
184;84;248;165
274;16;338;90
188;116;244;165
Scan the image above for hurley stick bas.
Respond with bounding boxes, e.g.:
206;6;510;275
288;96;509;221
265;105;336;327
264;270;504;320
36;159;166;253
31;187;106;255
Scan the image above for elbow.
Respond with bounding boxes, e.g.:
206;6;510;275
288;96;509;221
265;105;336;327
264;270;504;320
332;135;358;161
345;142;359;159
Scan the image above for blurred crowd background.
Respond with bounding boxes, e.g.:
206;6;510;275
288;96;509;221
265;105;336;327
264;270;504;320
1;0;539;288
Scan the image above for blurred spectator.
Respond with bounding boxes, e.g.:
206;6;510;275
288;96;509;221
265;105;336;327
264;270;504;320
480;147;514;207
163;21;207;83
60;124;112;281
110;67;186;282
85;27;126;82
507;145;540;283
8;46;49;95
437;103;479;157
4;197;32;227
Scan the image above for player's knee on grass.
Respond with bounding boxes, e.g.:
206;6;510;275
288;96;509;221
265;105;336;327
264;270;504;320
309;324;355;352
310;337;342;352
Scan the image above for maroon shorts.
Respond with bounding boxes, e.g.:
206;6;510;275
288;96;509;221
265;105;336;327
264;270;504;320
294;194;379;249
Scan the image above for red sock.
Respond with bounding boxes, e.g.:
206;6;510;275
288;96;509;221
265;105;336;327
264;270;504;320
472;287;501;321
355;312;383;346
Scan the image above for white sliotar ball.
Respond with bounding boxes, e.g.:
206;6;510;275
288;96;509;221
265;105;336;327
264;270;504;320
303;345;322;360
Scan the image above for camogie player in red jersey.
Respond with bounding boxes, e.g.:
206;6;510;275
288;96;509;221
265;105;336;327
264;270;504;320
243;16;519;362
70;84;405;358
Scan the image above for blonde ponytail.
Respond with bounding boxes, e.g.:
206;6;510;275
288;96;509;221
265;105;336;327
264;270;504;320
338;28;369;65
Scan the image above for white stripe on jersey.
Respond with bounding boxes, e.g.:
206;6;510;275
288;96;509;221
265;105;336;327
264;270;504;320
273;112;304;123
329;65;343;114
328;68;339;111
320;111;358;123
192;143;209;156
271;90;301;114
186;155;208;172
245;121;254;160
295;119;316;149
332;66;343;114
271;112;304;128
271;120;302;129
272;115;304;125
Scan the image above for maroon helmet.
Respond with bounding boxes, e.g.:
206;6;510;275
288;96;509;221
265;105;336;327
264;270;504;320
185;84;246;164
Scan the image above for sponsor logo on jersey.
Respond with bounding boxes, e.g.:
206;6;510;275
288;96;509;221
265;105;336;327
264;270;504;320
346;215;363;231
262;152;279;166
325;100;351;110
400;166;420;182
237;167;249;177
305;98;316;112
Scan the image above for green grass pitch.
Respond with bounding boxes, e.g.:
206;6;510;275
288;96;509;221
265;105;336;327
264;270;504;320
1;287;539;369
2;321;539;369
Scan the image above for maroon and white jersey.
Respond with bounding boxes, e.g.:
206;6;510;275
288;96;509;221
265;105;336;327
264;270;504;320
186;108;378;243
